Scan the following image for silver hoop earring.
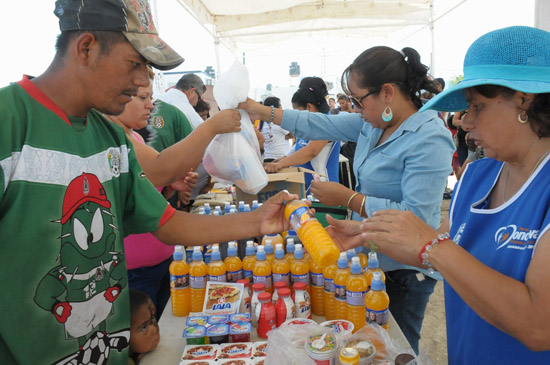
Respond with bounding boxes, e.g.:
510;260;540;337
518;111;528;124
382;106;393;122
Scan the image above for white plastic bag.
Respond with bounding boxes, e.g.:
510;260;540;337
203;61;267;194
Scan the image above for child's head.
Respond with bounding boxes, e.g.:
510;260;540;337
129;288;160;356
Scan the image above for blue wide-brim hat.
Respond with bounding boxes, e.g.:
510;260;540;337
421;26;550;112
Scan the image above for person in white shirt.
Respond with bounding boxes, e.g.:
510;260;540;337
260;96;292;162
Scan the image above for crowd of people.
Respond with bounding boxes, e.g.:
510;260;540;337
1;0;549;364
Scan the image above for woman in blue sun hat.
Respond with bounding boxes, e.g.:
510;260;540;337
328;26;550;363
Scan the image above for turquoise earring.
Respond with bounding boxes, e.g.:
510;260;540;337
382;106;393;122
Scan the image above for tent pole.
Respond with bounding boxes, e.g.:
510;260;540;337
430;2;435;76
214;29;221;81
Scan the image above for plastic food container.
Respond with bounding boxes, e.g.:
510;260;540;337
345;339;376;365
280;318;316;327
230;312;251;323
230;322;252;343
186;315;208;326
206;324;230;345
207;314;230;325
183;325;207;345
305;332;339;365
320;319;354;336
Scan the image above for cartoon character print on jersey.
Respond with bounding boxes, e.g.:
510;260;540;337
34;173;130;364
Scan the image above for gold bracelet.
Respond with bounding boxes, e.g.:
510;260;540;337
346;192;359;209
360;195;366;216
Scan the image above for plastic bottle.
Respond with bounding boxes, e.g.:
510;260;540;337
207;245;227;282
285;229;301;247
256;292;276;339
242;240;257;281
365;271;390;331
339;347;360;365
238;201;246;212
346;248;357;264
224;201;231;215
275;288;295;327
355;247;368;273
189;246;208;312
203;203;212;215
309;254;325;316
253;245;273;293
284;238;296;266
323;259;338;320
333;252;351;320
262;233;284;251
169;246;190;316
244;204;251;213
284;200;340;267
250;282;266;327
291;244;310;295
237;278;251;314
293;281;312;319
225;241;243;282
252;200;259;211
272;243;290;287
203;245;212;264
346;257;367;332
365;252;386;290
214;205;222;216
272;280;288;305
264;239;275;264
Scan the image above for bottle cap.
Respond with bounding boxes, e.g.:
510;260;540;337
256;245;266;261
252;200;259;210
275;243;285;259
244;204;251;212
246;241;256;255
212;210;221;216
293;281;307;291
173;245;184;261
198;207;205;215
227;241;237;257
350;256;362;274
337;252;348;269
258;292;272;302
278;288;291;297
274;281;287;289
252;282;266;292
192;246;203;261
371;271;384;291
237;278;250;287
286;238;295;252
346;249;356;262
211;245;221;261
368;252;380;269
339;347;360;363
294;244;304;260
264;239;274;254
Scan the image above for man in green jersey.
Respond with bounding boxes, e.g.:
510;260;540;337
0;1;295;364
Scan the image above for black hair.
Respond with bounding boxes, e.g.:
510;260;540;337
341;46;439;110
263;96;281;109
472;85;550;138
292;76;330;114
129;288;151;321
194;98;211;114
55;30;126;58
434;77;446;91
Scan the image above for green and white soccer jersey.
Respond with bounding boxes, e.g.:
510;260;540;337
0;77;175;365
149;100;194;152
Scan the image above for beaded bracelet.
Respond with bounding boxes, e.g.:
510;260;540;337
346;192;359;210
419;232;450;274
268;105;275;124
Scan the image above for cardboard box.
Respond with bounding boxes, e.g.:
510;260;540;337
235;167;306;205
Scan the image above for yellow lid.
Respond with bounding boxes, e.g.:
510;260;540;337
339;347;360;364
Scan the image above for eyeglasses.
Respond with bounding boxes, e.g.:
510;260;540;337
194;89;202;100
349;89;379;110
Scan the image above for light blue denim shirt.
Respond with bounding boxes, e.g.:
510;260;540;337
281;109;455;279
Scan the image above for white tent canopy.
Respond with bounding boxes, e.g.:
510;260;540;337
172;0;467;76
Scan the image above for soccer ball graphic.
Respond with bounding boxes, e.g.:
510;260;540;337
76;331;110;365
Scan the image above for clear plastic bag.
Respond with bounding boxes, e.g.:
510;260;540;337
203;61;268;194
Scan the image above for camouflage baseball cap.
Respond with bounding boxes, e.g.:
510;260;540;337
54;0;183;70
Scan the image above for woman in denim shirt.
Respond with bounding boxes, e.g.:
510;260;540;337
239;46;455;353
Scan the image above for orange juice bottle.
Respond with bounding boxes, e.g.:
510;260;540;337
225;241;243;282
262;233;285;250
365;271;390;331
355;248;368;273
264;239;275;264
309;253;325;316
285;229;301;247
333;252;351;320
323;259;338;320
189;246;207;312
272;243;290;287
242;240;257;281
284;238;296;265
253;245;273;294
346;249;357;264
284;200;340;267
169;246;190;316
365;252;386;290
290;244;310;296
346;257;367;332
207;245;227;282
